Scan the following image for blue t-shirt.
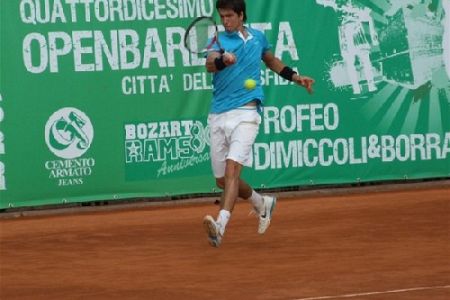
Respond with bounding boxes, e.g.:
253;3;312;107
209;27;271;113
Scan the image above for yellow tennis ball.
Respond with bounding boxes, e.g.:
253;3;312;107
244;79;257;90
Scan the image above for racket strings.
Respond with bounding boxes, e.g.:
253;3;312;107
185;18;217;53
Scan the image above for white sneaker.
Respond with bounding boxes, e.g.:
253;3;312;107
203;215;222;247
258;195;277;234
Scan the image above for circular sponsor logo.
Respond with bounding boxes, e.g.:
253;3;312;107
45;107;94;159
190;120;210;153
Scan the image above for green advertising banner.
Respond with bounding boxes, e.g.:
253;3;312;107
1;0;449;208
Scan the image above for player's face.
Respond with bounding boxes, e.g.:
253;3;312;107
218;8;244;32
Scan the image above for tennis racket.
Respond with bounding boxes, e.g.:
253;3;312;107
184;16;225;55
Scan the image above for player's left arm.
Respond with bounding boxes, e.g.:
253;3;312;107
262;50;315;94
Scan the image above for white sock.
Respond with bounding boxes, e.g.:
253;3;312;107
217;209;230;235
249;190;264;214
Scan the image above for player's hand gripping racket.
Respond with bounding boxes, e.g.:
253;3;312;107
184;16;225;55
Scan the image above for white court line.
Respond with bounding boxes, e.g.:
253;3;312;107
294;285;450;300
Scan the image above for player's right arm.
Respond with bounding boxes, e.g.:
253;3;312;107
206;52;236;73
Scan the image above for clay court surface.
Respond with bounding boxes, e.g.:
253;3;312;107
1;182;449;300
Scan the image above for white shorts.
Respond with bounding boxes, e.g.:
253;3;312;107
208;108;261;178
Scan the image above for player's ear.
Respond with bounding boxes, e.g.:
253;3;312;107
238;11;244;22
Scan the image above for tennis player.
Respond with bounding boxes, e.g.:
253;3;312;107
203;0;315;247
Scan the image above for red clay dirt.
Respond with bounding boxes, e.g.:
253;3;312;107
1;184;449;300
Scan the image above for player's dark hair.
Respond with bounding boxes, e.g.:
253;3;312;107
216;0;247;22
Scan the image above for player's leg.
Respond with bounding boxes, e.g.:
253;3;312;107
211;114;257;239
203;113;228;247
217;159;243;232
226;110;276;234
203;109;275;246
215;177;264;213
